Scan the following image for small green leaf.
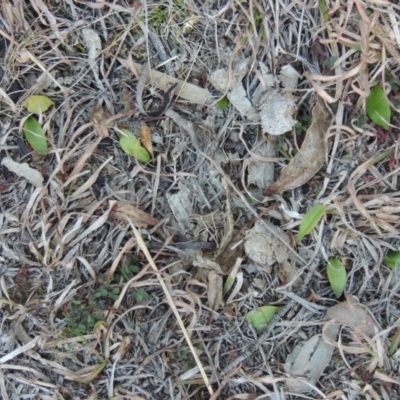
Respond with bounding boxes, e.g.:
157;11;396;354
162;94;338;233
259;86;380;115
327;257;347;298
223;275;235;297
133;288;149;303
366;85;391;129
23;95;54;113
245;305;281;329
383;250;400;270
319;0;329;21
77;324;86;331
119;129;150;163
296;204;327;244
23;116;47;155
217;96;229;111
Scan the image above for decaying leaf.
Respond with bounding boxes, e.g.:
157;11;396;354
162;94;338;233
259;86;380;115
1;157;44;188
111;201;159;227
207;270;222;310
119;57;211;105
209;60;259;121
140;124;154;159
265;97;332;194
166;181;193;231
285;334;334;392
245;140;275;189
90;105;110;137
244;219;290;269
324;296;377;342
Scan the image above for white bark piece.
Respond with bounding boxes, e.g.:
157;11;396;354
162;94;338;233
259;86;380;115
259;89;297;135
227;83;260;121
209;59;259;121
279;64;301;89
1;157;44;188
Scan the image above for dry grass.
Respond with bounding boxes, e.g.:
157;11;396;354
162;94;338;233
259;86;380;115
0;0;400;399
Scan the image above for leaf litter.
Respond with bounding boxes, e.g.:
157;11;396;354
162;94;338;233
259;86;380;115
0;0;399;399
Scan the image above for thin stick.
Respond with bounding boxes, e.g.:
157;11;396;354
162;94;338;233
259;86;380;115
128;220;214;396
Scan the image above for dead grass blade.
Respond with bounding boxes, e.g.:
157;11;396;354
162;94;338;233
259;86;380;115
266;97;333;194
129;221;214;396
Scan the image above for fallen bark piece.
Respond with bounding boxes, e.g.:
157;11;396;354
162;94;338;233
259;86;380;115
266;97;332;194
111;201;159;227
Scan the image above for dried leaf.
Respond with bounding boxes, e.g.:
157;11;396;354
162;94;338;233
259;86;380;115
140;124;154;159
111;201;159;227
1;157;44;188
207;270;222;310
265;97;332;194
286;334;334;392
90;105;110;137
119;58;211;105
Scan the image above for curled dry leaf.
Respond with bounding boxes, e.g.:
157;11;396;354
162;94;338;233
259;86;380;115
140;124;154;159
265;97;332;194
207;270;223;310
90;105;110;137
111;201;159;227
324;296;377;342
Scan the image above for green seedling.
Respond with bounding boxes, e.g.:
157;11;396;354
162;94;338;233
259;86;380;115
246;305;281;329
383;250;400;270
366;85;391;129
119;129;151;163
327;257;347;298
296;204;327;244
